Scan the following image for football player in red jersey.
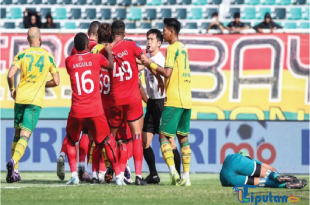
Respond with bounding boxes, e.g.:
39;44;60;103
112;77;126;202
64;33;124;186
57;21;101;182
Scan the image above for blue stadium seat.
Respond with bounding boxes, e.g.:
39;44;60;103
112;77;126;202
61;0;72;4
46;0;57;4
143;8;156;20
210;0;222;3
201;22;210;30
192;0;206;5
163;0;176;4
188;8;203;19
89;0;102;4
288;7;302;20
231;0;244;3
126;22;136;29
54;8;67;20
274;8;286;19
117;0;131;5
7;8;22;19
17;0;27;4
294;0;306;4
245;0;260;4
1;8;6;18
80;22;90;29
113;8;126;20
69;8;81;19
73;0;86;4
175;8;186;19
4;22;15;28
299;22;309;28
284;22;297;29
32;0;42;4
2;0;12;4
147;0;162;4
103;0;116;4
228;8;240;19
257;8;271;19
276;0;290;5
128;7;142;20
64;22;77;29
261;0;275;4
55;22;60;28
241;7;256;19
40;8;51;18
19;22;24;28
177;0;191;4
185;22;197;29
206;8;218;19
140;22;151;29
26;7;36;12
84;8;96;19
132;0;146;4
100;8;111;19
155;22;164;29
159;9;171;19
304;7;309;19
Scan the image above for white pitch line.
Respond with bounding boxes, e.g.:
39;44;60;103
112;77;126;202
3;184;87;189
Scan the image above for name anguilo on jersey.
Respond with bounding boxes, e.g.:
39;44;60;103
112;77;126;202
73;61;93;69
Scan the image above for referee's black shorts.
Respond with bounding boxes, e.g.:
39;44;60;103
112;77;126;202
142;98;164;134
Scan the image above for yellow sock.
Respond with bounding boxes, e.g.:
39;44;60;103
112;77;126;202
12;136;20;170
181;140;191;173
102;147;110;168
88;142;95;164
160;138;175;168
12;136;29;164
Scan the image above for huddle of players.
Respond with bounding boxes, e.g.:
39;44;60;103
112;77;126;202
57;18;193;186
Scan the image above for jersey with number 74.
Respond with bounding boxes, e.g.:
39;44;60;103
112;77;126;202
65;51;109;118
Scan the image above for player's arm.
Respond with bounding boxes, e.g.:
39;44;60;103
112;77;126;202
103;44;114;70
262;163;277;172
7;65;19;100
140;52;173;78
139;79;148;103
46;55;60;87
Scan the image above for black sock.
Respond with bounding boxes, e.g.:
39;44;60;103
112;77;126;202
143;146;157;176
173;148;181;176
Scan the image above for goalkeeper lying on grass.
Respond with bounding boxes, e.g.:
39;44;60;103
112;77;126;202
220;150;307;189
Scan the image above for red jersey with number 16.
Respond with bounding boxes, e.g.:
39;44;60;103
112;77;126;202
109;40;143;106
65;51;109;118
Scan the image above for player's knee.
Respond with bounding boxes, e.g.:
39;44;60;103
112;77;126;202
246;176;255;185
254;163;261;177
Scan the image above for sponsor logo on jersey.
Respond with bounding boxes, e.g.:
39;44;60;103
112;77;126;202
78;56;83;61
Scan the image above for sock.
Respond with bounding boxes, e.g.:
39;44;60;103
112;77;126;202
180;140;191;174
118;143;128;173
60;152;66;158
160;137;175;172
99;152;107;173
127;140;133;159
143;146;158;176
60;136;68;155
87;140;94;164
87;162;92;175
12;136;29;164
183;172;189;180
11;136;20;170
173;148;181;176
136;175;142;179
79;134;89;163
72;171;77;178
133;134;143;176
92;144;101;174
88;142;95;164
267;171;280;180
120;172;124;177
259;178;286;188
93;171;98;179
67;138;77;173
102;147;110;168
104;134;120;176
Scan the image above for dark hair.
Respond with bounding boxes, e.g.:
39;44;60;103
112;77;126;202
146;29;163;44
111;20;125;36
212;12;218;17
74;32;89;51
88;21;100;36
234;12;240;18
45;12;52;19
98;23;112;43
163;18;181;35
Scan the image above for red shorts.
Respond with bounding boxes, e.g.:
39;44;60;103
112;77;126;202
66;114;110;144
109;100;143;128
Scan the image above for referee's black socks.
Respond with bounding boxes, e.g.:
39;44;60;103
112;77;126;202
143;146;158;176
173;148;181;176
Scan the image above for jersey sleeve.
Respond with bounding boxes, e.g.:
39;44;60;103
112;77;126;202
99;54;109;68
132;42;143;58
12;51;25;69
48;55;58;74
252;159;263;165
165;46;177;69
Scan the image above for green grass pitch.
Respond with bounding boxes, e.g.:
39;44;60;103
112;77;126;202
1;172;309;205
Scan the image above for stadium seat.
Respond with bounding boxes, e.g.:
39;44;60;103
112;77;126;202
188;8;203;19
299;21;310;28
55;22;60;28
19;22;24;28
284;22;297;29
4;22;15;28
103;0;116;4
32;0;42;4
1;8;6;18
261;0;275;4
185;22;197;29
25;7;36;13
117;0;131;5
100;8;111;19
72;0;86;4
155;22;164;29
80;22;90;28
163;0;176;4
127;7;142;20
17;0;27;4
140;22;151;29
143;8;156;20
241;7;256;19
276;0;290;4
40;8;51;18
113;8;126;20
304;7;309;19
84;8;96;19
257;8;271;19
159;9;172;19
88;0;101;4
206;8;218;19
132;0;146;5
45;0;57;4
228;8;240;19
147;0;162;5
54;8;67;20
201;22;210;30
192;0;206;5
61;0;72;4
7;8;22;19
287;7;302;20
245;0;260;4
69;8;81;19
210;0;222;4
177;0;191;4
274;8;286;19
126;22;136;29
175;8;186;19
294;0;306;4
64;22;76;29
231;0;244;3
2;0;12;4
244;21;251;27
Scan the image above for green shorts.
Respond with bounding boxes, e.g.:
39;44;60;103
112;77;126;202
14;103;42;134
159;106;191;137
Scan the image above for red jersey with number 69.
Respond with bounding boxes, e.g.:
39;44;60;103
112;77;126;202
65;51;109;118
109;39;143;106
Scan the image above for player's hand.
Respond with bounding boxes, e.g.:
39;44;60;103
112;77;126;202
142;58;152;68
158;79;164;96
11;89;16;100
104;43;112;53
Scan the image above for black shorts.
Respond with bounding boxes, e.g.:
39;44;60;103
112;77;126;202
142;98;164;134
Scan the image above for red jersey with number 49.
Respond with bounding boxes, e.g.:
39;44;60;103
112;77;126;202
110;40;143;106
65;52;109;118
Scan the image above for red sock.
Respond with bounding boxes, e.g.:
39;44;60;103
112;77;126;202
87;140;93;164
104;134;120;176
133;134;143;175
99;152;106;172
60;136;68;155
92;144;100;173
79;134;89;163
118;143;128;173
67;138;77;173
127;140;133;159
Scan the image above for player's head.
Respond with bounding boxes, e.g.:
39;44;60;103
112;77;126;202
111;20;125;39
27;27;41;46
87;21;100;39
146;29;163;53
74;32;90;52
163;18;181;42
234;12;240;23
98;23;112;44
